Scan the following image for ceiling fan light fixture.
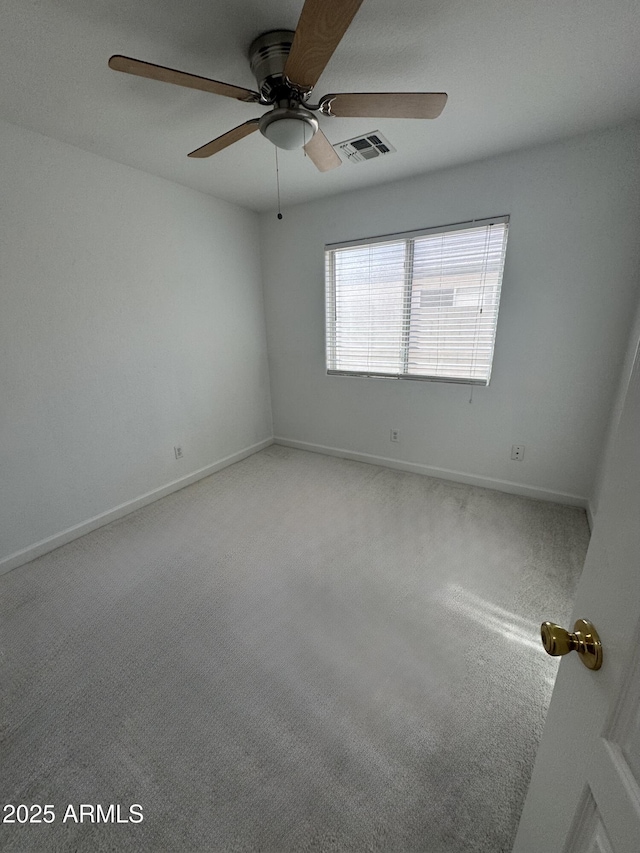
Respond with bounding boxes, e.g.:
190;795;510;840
108;0;447;173
259;108;318;150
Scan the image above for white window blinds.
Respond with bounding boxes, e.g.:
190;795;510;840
325;217;509;385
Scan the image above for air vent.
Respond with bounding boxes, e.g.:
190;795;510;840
333;131;396;164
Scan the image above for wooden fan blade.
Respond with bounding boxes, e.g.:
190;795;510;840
188;120;260;158
304;129;342;172
320;92;448;119
108;55;260;103
284;0;365;91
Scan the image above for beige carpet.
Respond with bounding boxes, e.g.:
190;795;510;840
0;445;588;852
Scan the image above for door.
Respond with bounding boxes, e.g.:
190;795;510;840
513;335;640;852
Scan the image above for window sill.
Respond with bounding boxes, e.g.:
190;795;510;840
326;369;488;386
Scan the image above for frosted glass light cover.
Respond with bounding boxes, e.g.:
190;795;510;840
263;117;314;150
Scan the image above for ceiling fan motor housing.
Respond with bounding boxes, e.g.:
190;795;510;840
249;30;298;102
250;29;318;150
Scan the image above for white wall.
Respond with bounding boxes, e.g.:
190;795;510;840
260;121;640;505
0;119;272;570
590;283;640;519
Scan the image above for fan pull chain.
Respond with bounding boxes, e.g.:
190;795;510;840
275;148;283;220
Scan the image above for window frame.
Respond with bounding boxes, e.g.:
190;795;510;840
325;216;509;387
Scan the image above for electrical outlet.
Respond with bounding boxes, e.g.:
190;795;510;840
511;445;525;461
174;446;184;459
390;429;400;443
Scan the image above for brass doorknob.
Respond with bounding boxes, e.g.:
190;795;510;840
540;619;603;670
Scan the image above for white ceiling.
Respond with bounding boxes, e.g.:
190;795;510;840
2;0;639;212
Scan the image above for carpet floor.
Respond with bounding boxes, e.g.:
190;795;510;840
0;446;589;852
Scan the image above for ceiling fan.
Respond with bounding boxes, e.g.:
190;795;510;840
108;0;447;173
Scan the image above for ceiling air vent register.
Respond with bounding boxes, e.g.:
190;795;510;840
334;131;396;164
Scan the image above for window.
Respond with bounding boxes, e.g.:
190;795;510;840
325;217;509;385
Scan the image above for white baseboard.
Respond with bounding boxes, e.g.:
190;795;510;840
0;437;274;576
3;435;590;577
274;437;590;510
